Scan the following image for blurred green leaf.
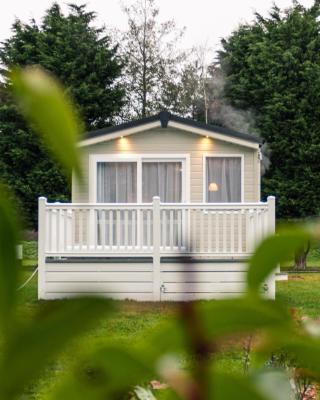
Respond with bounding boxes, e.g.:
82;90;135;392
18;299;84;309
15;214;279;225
253;371;292;400
247;229;310;292
212;371;270;400
0;186;20;329
0;298;113;399
136;319;189;359
197;297;293;338
50;345;154;400
10;66;82;177
134;386;157;400
283;336;320;376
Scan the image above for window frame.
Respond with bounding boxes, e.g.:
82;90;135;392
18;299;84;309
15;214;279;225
202;154;244;203
89;154;190;203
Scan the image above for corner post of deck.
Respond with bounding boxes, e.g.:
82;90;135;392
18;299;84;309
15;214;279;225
267;196;276;235
267;195;277;298
38;197;47;300
152;196;161;301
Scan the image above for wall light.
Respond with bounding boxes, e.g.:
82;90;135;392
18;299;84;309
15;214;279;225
208;182;219;192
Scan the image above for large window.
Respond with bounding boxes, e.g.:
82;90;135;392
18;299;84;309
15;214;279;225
93;156;187;203
142;162;182;203
205;156;242;203
97;162;137;203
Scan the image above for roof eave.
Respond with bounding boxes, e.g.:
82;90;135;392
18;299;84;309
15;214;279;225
79;111;261;148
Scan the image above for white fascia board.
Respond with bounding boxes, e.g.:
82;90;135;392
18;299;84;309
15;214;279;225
78;121;162;147
168;121;260;149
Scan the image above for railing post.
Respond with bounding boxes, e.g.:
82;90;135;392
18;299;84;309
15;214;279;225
266;196;277;299
267;196;276;235
38;197;47;300
152;196;161;301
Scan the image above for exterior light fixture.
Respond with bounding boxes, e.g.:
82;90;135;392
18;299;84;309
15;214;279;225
208;182;219;192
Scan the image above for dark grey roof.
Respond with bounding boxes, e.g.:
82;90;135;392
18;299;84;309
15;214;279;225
83;111;262;145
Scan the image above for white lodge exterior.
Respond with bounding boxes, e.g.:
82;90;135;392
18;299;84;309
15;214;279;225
38;111;276;301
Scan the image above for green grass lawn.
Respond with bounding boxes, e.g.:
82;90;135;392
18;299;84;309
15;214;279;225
17;240;320;398
18;268;320;397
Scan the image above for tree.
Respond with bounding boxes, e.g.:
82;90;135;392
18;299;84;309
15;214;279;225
218;2;320;218
0;3;125;227
294;241;311;270
119;0;185;119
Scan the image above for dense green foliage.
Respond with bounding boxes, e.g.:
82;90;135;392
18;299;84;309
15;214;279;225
219;2;320;218
0;3;124;227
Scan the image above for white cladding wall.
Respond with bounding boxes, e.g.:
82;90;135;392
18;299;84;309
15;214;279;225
73;127;260;203
41;261;275;301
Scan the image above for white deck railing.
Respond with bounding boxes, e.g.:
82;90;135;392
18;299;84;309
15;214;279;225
38;196;275;259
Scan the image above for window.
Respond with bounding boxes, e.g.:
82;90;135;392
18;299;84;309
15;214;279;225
205;156;242;202
142;161;182;203
97;162;137;203
92;155;188;203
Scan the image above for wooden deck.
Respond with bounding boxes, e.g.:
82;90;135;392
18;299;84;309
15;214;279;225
37;196;276;300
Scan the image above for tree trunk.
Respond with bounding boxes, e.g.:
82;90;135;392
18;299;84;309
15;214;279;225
294;241;311;271
141;0;147;118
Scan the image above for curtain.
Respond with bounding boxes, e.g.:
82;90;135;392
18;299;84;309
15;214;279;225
206;157;241;202
97;162;137;203
142;162;182;203
96;162;137;246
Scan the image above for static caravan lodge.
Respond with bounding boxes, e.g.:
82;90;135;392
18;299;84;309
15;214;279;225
38;111;276;301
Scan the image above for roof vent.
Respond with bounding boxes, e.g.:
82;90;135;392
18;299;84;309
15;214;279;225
159;111;171;128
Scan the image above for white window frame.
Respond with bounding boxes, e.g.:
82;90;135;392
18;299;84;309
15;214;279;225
203;154;244;203
89;154;190;203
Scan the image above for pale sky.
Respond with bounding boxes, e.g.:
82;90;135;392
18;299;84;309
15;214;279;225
0;0;315;52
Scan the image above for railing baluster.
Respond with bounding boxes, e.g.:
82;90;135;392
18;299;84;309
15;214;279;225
263;208;268;238
199;209;204;253
177;210;182;249
169;210;174;250
256;209;261;244
230;211;235;253
87;209;90;250
124;210;128;250
136;209;141;250
71;209;75;252
192;209;197;253
48;209;52;253
101;210;106;251
56;209;60;253
63;209;67;252
187;209;191;252
132;210;136;249
162;210;167;249
208;211;212;253
109;211;113;249
237;211;242;253
116;210;120;250
79;209;83;251
222;212;227;253
215;212;219;253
